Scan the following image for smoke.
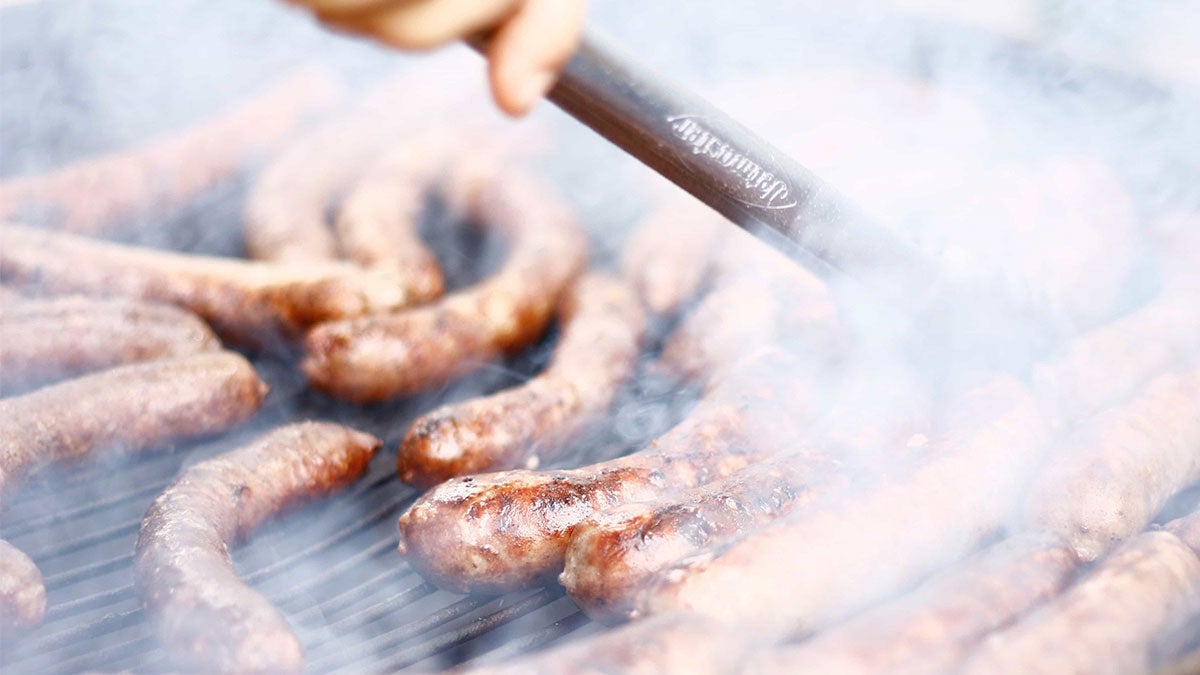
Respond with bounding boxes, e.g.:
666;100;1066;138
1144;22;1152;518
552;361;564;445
2;0;1199;671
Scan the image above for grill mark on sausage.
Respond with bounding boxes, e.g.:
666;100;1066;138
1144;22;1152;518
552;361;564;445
960;531;1200;675
1025;368;1200;562
0;71;339;235
0;223;413;346
397;273;645;490
302;164;588;401
135;422;380;674
0;296;220;393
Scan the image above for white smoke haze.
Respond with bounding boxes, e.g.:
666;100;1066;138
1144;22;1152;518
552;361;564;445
1;0;1198;672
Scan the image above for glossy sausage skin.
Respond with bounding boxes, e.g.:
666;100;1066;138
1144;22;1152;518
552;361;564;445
396;273;645;489
135;422;380;674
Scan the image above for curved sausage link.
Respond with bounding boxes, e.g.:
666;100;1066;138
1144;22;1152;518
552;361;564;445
303;163;588;401
0;540;44;630
0;71;339;235
396;273;645;489
620;200;724;317
0;296;220;393
0;223;413;347
135;422;380;674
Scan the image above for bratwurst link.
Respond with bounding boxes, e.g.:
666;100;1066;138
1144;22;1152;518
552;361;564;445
135;422;380;674
0;540;44;630
396;273;645;489
303;163;588;401
0;296;220;393
396;360;816;593
0;223;413;346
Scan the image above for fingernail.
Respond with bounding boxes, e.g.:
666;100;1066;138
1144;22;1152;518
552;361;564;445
519;69;557;112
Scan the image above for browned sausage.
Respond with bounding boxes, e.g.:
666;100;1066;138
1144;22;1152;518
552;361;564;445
561;450;838;622
620;200;724;317
135;422;380;674
1033;293;1200;427
0;223;413;346
1025;368;1200;561
0;296;220;393
0;351;266;492
397;273;645;489
457;613;753;675
303;164;588;401
0;71;340;234
395;355;817;593
332;134;451;301
960;530;1200;675
629;377;1049;637
0;540;44;630
748;534;1079;675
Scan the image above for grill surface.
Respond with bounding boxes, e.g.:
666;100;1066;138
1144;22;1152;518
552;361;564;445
2;1;1197;671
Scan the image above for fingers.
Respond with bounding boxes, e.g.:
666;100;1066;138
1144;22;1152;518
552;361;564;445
287;0;412;16
320;0;522;51
488;0;587;115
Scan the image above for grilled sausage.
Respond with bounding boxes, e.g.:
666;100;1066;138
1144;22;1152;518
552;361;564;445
458;613;752;675
303;164;588;401
561;450;838;622
0;71;339;234
0;296;220;393
332;135;451;300
1164;508;1200;556
0;540;44;630
0;351;266;492
629;377;1049;637
0;223;412;346
1033;293;1200;427
960;531;1200;675
748;534;1079;675
1025;368;1200;561
397;273;645;489
620;200;724;317
135;422;380;674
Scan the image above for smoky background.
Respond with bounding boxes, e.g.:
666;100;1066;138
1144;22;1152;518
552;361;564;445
1;0;1199;671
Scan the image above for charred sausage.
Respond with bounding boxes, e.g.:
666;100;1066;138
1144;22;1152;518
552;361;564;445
397;273;645;489
135;422;380;673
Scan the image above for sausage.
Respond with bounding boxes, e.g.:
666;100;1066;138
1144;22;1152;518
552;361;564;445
748;534;1079;675
241;62;481;263
0;351;266;492
397;273;645;489
135;422;380;674
396;356;818;593
0;540;44;630
0;296;220;393
960;530;1200;675
1025;368;1200;561
619;200;724;317
303;164;588;401
457;613;751;675
629;377;1049;637
332;134;451;301
561;450;838;622
1033;293;1200;427
0;223;413;346
0;71;339;234
0;351;266;630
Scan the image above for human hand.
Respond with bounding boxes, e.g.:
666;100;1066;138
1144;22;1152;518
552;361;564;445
290;0;587;116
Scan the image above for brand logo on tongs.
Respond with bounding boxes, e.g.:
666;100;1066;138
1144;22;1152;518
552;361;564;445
666;114;797;210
